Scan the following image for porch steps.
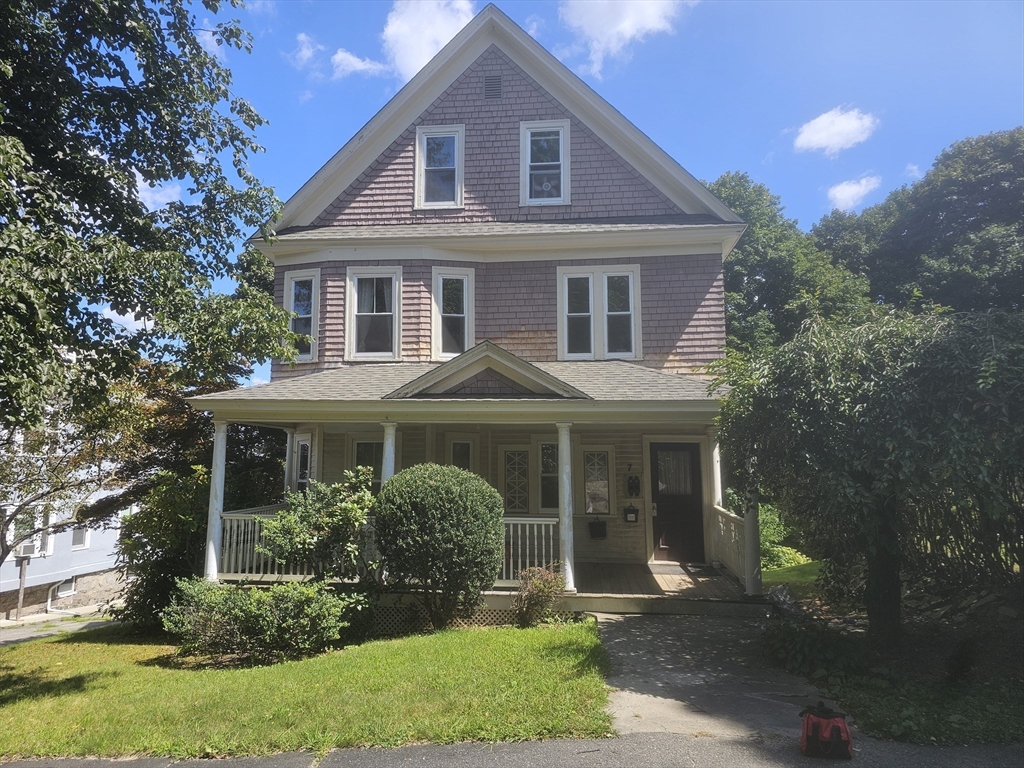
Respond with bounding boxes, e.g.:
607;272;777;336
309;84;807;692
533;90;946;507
481;591;771;618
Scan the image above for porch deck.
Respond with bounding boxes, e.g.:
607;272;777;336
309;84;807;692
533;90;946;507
574;562;744;600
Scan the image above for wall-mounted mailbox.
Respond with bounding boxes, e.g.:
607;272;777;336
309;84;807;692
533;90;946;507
627;474;642;497
623;504;639;523
588;519;608;539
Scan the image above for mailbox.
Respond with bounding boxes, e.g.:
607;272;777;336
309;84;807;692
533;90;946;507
623;503;639;523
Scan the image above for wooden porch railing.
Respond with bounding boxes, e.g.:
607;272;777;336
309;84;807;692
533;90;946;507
711;504;745;580
218;509;558;585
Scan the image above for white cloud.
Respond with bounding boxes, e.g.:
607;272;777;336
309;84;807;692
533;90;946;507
197;19;225;61
558;0;691;78
246;376;270;388
246;0;277;15
382;0;476;82
298;89;314;104
288;32;325;70
904;163;923;180
101;306;149;334
331;48;389;79
133;170;181;211
794;107;879;158
828;176;882;210
525;14;544;39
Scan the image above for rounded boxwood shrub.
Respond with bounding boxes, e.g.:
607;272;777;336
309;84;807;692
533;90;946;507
373;463;504;630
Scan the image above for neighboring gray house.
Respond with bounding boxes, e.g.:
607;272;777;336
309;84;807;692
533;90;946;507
1;514;122;620
190;4;762;604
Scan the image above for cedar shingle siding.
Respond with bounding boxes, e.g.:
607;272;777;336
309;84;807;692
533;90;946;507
272;254;724;379
312;45;682;226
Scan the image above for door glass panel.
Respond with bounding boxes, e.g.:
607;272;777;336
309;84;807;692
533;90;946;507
584;451;610;515
657;450;692;495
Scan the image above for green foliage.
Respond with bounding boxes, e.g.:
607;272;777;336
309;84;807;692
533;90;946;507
709;171;871;352
512;565;567;628
813;129;1023;311
258;472;375;582
0;0;294;429
112;416;285;630
717;311;1024;640
373;463;505;630
762;560;822;601
758;502;810;570
162;578;361;664
762;619;865;680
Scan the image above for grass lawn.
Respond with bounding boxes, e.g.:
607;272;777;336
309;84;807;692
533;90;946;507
0;620;611;758
762;560;821;600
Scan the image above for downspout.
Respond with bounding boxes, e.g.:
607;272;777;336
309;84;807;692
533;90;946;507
47;583;77;615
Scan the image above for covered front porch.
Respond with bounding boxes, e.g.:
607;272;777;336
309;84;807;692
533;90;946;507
190;344;764;611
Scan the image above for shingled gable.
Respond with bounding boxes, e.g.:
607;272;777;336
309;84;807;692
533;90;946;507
270;3;741;237
383;341;589;400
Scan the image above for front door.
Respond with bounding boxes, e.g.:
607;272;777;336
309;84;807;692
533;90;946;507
650;442;705;563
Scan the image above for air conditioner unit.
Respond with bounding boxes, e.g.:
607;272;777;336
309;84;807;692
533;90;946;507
16;540;37;558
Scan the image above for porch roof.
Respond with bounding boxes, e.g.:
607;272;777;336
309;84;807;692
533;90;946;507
190;360;717;405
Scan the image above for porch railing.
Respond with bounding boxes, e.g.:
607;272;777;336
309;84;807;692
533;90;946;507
711;504;745;580
218;509;558;586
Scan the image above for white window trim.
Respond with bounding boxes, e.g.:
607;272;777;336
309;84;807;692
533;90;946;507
56;577;76;598
415;124;465;210
70;526;91;551
574;444;616;517
293;432;313;491
285;269;320;363
431;266;475;360
345;266;403;361
532;435;561;515
520;119;571;206
557;265;642;360
445;432;479;473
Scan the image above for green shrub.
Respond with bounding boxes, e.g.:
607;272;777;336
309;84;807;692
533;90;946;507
512;565;566;628
762;618;864;680
373;463;504;630
258;471;375;581
162;578;364;663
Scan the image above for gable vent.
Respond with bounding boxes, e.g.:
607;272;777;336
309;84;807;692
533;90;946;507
483;75;502;99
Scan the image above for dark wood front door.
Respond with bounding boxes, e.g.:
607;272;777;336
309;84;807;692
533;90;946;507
651;442;705;563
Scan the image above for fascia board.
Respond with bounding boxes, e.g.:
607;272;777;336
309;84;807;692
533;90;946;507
187;398;721;425
258;224;746;263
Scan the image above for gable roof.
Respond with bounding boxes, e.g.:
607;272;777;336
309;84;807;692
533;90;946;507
383;341;590;399
274;3;741;233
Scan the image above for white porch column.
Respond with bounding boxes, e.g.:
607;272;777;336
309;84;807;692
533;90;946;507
556;422;576;593
744;487;763;597
204;420;228;581
708;427;723;508
381;422;398;482
282;427;295;493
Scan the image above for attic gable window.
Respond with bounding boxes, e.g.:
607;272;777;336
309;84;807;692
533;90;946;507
520;119;571;206
415;124;465;209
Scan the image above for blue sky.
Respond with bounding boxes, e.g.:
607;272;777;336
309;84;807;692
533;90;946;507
212;0;1023;229
165;0;1022;384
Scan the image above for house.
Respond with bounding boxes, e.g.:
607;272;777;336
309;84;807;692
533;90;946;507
189;4;762;604
1;508;123;621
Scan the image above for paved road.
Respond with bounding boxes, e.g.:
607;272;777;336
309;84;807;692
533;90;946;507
2;613;1022;767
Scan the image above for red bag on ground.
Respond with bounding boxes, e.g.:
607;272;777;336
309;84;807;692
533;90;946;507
799;701;853;759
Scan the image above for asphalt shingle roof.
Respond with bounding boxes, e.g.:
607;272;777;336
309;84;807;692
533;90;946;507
194;361;716;403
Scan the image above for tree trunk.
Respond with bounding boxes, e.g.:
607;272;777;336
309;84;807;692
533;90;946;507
864;513;902;646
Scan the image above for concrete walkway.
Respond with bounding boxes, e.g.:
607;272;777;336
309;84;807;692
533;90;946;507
2;614;1022;767
0;607;109;646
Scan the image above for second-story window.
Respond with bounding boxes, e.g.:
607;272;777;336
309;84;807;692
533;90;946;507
557;265;641;360
346;266;402;361
432;267;475;359
285;269;319;361
520;119;571;206
415;125;465;209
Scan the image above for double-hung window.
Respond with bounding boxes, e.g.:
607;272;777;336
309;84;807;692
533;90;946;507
539;442;560;512
285;269;320;361
520;120;571;206
415;125;465;209
557;265;640;360
355;440;385;495
432;267;475;359
346;267;402;360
